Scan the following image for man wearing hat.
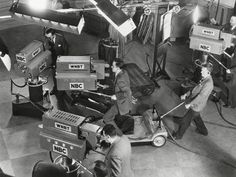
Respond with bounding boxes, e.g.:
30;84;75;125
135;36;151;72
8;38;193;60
173;62;214;140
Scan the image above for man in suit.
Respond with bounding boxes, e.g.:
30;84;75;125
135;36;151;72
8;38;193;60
173;62;214;139
45;28;68;95
101;124;134;177
221;16;236;108
103;58;133;133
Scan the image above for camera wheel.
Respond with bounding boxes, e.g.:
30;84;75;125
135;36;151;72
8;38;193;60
152;135;166;147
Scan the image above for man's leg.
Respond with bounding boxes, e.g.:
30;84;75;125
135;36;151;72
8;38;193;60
103;105;123;135
193;113;208;136
50;67;58;95
103;105;118;124
115;114;134;134
175;109;194;139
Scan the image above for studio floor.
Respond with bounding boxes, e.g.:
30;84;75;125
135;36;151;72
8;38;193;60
0;25;236;177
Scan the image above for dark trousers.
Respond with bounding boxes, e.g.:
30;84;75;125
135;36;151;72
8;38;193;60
103;104;119;124
51;55;57;91
103;105;123;135
103;105;133;135
52;68;57;91
176;109;208;139
115;115;134;134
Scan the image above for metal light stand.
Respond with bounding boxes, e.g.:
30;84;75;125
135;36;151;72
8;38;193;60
151;5;171;80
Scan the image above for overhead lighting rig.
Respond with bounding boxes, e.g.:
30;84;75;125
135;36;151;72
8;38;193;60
88;0;136;36
9;1;84;35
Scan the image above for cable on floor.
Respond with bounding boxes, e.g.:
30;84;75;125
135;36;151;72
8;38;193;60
167;138;236;169
10;78;27;88
162;121;236;169
203;120;236;130
215;101;236;127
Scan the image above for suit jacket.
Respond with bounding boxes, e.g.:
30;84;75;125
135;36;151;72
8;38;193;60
47;33;68;65
223;24;236;66
114;69;132;115
188;75;213;112
105;135;134;177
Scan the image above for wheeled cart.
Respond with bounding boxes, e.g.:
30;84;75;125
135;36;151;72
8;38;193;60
127;109;168;147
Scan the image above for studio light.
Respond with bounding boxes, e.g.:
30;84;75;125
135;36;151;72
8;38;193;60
9;1;84;35
28;0;48;12
10;2;80;26
193;5;200;24
89;0;136;36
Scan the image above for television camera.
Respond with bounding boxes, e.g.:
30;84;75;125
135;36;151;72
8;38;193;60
190;23;235;55
13;40;53;118
15;40;52;81
39;109;103;175
54;54;112;118
13;40;110;175
55;55;109;91
13;39;111;118
189;23;236;73
189;23;236;106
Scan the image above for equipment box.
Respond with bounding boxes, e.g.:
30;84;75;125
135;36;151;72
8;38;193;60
56;72;97;90
16;40;44;64
56;56;91;73
42;109;85;137
189;35;224;55
40;128;86;161
24;50;52;79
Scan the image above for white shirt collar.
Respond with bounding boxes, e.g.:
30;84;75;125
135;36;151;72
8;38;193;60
231;25;236;31
115;69;122;77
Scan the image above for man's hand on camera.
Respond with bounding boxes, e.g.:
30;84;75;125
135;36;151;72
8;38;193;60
111;95;117;100
181;94;187;100
185;103;191;109
97;82;109;89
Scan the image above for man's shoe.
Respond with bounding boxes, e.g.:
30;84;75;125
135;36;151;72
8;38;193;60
173;116;183;119
171;132;182;140
50;89;57;95
85;116;103;123
195;129;208;136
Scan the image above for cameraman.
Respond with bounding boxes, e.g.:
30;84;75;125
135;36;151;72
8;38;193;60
102;58;133;134
44;28;68;95
173;63;214;140
101;124;134;177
